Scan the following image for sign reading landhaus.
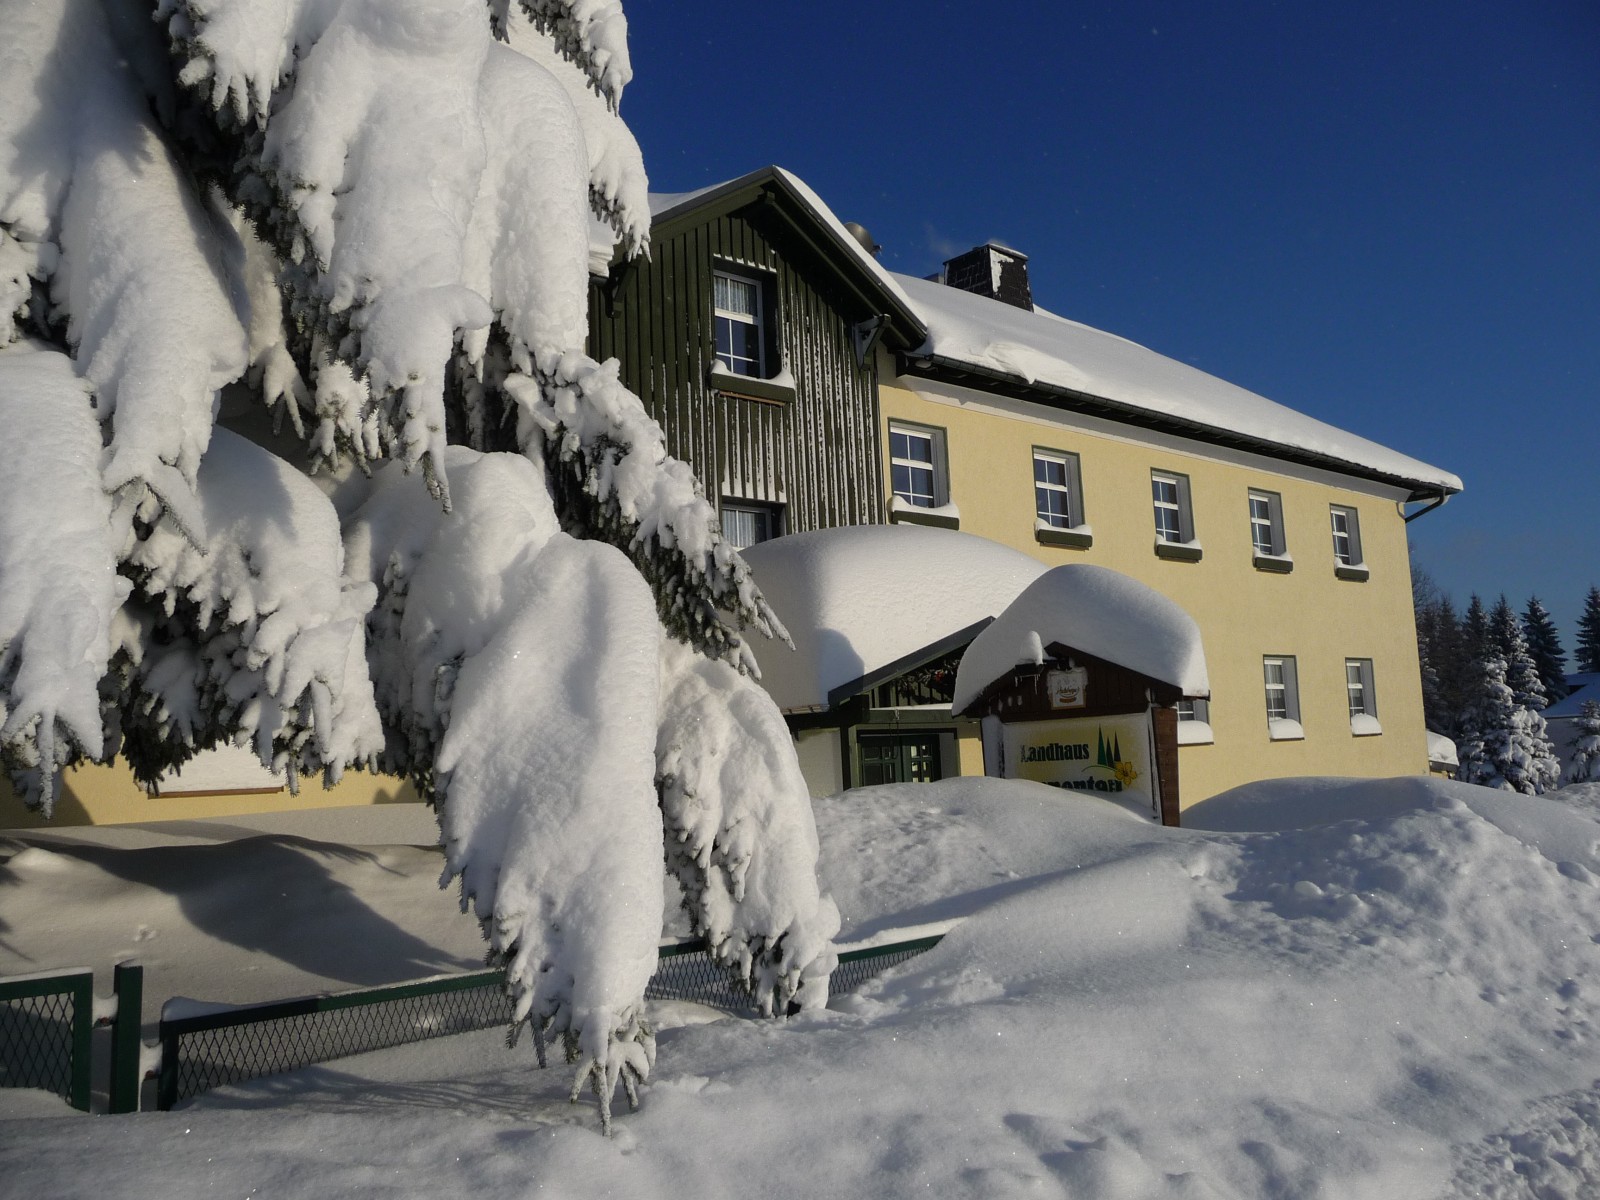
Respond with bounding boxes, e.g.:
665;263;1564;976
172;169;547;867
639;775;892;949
957;643;1187;827
1005;713;1156;806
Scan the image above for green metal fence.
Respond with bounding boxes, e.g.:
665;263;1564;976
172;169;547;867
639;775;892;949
0;967;94;1111
157;934;943;1110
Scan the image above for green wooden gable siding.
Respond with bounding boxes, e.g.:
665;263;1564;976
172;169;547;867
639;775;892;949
587;208;887;532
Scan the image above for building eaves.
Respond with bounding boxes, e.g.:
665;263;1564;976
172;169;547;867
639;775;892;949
647;166;928;353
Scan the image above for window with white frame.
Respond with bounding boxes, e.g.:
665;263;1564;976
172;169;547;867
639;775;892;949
1248;489;1286;558
1263;655;1302;738
719;500;782;550
1345;658;1380;734
713;270;768;378
1176;696;1213;745
1248;489;1286;563
1033;448;1083;528
890;422;947;509
1330;505;1364;566
1151;470;1193;543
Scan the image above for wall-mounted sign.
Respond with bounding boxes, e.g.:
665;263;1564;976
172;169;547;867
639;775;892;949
1047;667;1088;710
1001;712;1157;812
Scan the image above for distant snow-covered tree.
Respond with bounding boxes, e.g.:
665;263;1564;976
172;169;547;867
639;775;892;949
1578;587;1600;675
1567;699;1600;786
1;0;837;1130
1521;596;1568;705
1456;654;1561;795
1492;595;1549;712
1462;594;1492;662
1415;590;1468;739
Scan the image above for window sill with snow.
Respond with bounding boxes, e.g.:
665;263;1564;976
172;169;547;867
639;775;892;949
709;363;796;406
1035;519;1092;550
890;496;961;530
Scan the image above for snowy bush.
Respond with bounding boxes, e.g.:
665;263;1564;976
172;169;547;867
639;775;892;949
1;0;831;1129
1568;700;1600;786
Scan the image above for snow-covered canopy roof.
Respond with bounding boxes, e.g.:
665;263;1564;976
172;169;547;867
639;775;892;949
1427;731;1460;768
645;166;927;352
895;273;1462;499
739;526;1048;712
952;564;1210;714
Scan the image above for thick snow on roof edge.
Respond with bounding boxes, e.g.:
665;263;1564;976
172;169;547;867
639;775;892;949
897;273;1461;495
953;564;1209;713
740;526;1047;712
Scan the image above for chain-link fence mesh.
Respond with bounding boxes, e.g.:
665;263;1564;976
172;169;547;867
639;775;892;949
156;971;510;1109
0;970;93;1110
833;935;945;993
158;935;943;1109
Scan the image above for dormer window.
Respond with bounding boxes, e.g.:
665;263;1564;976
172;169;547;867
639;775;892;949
713;270;767;378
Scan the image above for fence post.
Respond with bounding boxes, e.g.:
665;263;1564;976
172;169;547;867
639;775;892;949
155;1019;180;1112
109;963;144;1114
67;970;93;1113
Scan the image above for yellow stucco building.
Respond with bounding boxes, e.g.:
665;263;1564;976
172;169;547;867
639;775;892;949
873;243;1461;807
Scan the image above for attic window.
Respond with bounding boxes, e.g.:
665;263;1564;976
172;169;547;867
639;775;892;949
713;269;771;378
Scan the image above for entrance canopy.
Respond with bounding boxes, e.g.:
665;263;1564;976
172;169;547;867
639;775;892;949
952;564;1210;716
740;525;1047;713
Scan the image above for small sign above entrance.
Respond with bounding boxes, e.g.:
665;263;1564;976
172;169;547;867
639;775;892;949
1047;667;1088;710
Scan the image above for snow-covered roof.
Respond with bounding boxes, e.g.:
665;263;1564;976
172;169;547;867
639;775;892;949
951;564;1209;714
646;167;925;346
739;526;1047;712
1547;674;1600;720
1427;731;1459;768
895;273;1462;497
646;165;1458;495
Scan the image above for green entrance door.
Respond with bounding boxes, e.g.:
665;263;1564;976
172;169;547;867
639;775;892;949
857;732;943;786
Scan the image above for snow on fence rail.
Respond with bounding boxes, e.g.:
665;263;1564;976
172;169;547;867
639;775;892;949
0;967;94;1111
156;933;945;1110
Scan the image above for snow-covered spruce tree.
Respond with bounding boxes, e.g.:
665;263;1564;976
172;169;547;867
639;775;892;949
1456;654;1561;795
1492;595;1550;712
1488;596;1560;787
1578;586;1600;675
1;0;838;1130
1522;595;1568;705
1567;699;1600;785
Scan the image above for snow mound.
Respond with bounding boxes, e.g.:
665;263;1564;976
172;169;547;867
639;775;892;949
951;563;1209;713
1183;774;1453;831
10;774;1600;1196
814;777;1162;941
741;526;1046;711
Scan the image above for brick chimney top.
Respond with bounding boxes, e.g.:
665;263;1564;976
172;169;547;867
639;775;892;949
942;242;1032;311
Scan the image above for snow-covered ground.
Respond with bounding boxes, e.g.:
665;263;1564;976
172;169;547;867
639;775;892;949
7;777;1600;1198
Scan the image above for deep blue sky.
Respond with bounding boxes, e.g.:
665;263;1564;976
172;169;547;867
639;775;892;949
621;1;1599;650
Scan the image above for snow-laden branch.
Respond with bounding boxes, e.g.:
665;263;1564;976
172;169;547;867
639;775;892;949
117;429;383;791
347;448;663;1130
0;344;125;814
510;357;789;673
2;0;833;1131
508;0;632;111
509;14;648;257
3;0;249;544
657;638;840;1014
